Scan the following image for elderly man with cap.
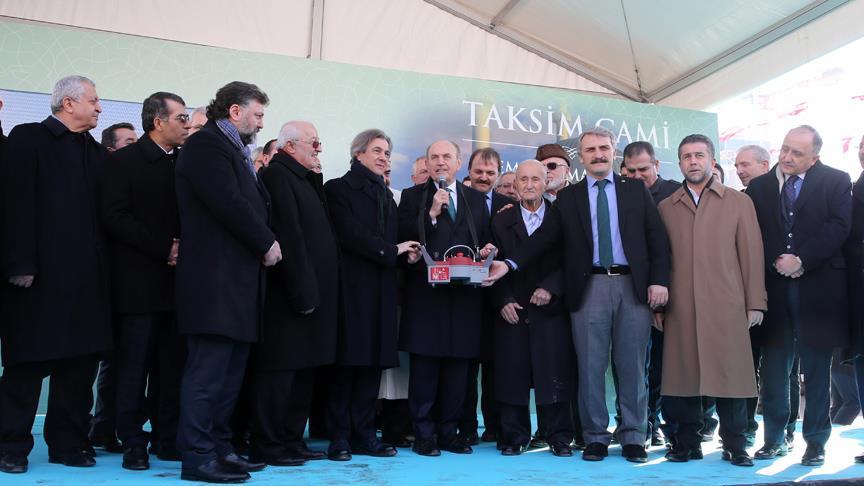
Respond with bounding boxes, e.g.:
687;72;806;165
536;144;572;203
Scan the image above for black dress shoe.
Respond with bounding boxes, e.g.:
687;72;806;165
181;459;250;483
501;445;525;456
855;451;864;463
622;444;647;463
353;441;397;458
48;449;96;467
218;453;265;473
412;438;441;457
441;437;473;454
801;443;825;467
665;446;702;463
286;445;326;461
529;437;548;449
382;436;413;448
327;448;352;461
550;443;573;457
248;454;305;467
582;442;608;461
0;454;27;473
754;443;787;460
122;446;150;471
721;449;754;466
459;431;479;446
89;435;123;454
480;430;498;442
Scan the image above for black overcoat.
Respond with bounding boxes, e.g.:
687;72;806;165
174;120;274;343
845;172;864;360
509;176;670;311
324;162;399;368
397;179;491;358
102;133;180;314
255;152;338;370
747;162;851;349
0;116;112;366
490;202;574;406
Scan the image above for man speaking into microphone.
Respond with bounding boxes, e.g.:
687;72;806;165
397;140;494;456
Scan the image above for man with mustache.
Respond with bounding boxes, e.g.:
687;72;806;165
486;127;670;463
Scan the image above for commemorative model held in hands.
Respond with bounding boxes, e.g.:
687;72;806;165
421;245;497;287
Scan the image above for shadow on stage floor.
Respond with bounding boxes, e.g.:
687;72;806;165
5;415;864;485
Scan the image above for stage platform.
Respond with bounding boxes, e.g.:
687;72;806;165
5;416;864;485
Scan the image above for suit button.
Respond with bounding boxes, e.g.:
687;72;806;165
524;318;531;325
379;250;384;256
788;233;793;238
786;245;791;249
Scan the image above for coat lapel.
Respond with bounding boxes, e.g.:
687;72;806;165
794;161;823;212
574;180;593;252
507;205;529;243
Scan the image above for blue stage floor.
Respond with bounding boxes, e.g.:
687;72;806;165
6;416;864;485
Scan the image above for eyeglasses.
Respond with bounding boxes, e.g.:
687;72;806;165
545;161;569;170
292;138;323;149
174;114;190;123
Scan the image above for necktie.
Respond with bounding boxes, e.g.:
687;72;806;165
447;189;457;221
783;175;799;221
596;179;613;268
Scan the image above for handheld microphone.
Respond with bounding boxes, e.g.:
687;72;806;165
438;176;448;211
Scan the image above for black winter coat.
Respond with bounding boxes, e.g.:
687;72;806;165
255;152;338;370
490;202;574;406
747;162;851;349
174;120;274;342
101;134;180;314
324;162;399;368
0;116;112;366
397;179;491;358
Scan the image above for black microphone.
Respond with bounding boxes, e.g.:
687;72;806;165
438;176;448;211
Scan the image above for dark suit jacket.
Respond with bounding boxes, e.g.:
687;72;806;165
490;201;574;406
509;175;670;311
747;162;851;349
324;162;398;368
397;179;491;358
102;133;180;314
0;116;112;366
650;176;681;205
255;152;338;370
174;120;274;343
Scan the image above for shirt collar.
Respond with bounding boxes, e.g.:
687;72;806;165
520;200;546;219
590;171;616;187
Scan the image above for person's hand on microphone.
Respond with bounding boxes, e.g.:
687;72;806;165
262;240;282;267
429;188;449;220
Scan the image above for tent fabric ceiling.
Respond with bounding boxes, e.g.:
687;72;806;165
0;0;861;110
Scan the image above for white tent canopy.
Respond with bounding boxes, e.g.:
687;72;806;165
1;0;862;110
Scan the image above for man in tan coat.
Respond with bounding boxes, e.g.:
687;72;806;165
656;134;767;467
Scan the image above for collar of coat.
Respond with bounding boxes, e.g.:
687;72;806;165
346;158;387;190
270;150;320;180
42;116;100;147
669;176;726;208
136;133;179;163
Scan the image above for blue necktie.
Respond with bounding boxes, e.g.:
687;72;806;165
447;189;456;221
596;179;613;268
783;175;799;222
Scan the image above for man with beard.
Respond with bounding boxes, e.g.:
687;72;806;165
537;144;571;203
175;81;280;483
101;92;191;470
485;127;670;464
249;121;337;466
657;134;765;467
0;75;112;473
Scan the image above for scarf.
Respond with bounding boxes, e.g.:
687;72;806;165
215;118;256;178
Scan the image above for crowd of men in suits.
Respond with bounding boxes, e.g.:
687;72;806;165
0;75;863;483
